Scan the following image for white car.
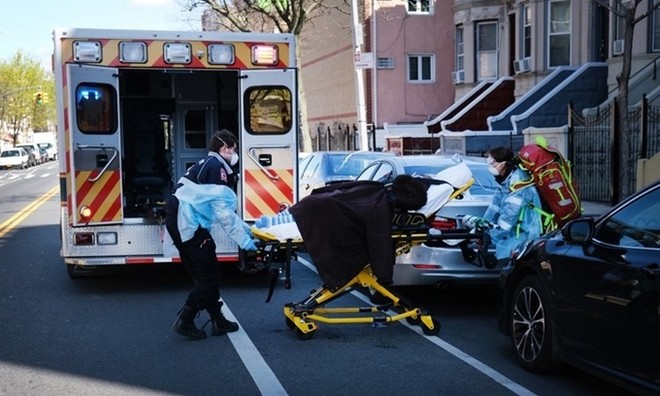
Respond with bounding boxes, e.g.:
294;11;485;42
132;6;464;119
36;142;57;161
0;148;30;170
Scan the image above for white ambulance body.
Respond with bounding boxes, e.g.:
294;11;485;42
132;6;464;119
53;28;298;276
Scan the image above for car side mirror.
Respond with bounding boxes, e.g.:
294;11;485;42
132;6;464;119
562;218;595;243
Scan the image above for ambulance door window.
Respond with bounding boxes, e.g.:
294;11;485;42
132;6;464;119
76;84;117;134
245;86;292;134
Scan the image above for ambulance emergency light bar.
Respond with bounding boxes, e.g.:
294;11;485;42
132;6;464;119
208;44;234;65
72;40;279;66
164;43;191;64
251;45;279;65
119;42;147;63
73;41;102;62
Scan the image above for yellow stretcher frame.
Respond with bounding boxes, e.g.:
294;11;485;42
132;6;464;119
252;179;476;340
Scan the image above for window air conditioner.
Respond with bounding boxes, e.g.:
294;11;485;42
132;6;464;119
513;58;531;74
612;40;625;56
451;70;465;84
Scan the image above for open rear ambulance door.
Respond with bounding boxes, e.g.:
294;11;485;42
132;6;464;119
239;69;298;220
67;64;123;226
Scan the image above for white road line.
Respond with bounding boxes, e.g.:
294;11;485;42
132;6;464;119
40;173;51;178
296;257;536;396
223;305;288;396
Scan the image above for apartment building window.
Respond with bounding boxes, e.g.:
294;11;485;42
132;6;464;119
407;54;435;83
522;4;532;59
407;0;431;14
548;0;571;67
456;25;465;72
476;21;498;80
652;0;660;51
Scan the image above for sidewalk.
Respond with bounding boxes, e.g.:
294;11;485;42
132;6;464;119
581;200;612;217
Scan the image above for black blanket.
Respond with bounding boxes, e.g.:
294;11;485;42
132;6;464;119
289;181;394;291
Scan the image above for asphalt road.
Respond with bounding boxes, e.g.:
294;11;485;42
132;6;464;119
0;163;628;396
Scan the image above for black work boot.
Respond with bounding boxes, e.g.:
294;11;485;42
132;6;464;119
172;305;207;340
206;301;239;336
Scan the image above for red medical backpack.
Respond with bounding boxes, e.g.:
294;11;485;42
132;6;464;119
516;143;582;230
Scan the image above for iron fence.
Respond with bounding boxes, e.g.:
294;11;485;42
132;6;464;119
569;96;660;203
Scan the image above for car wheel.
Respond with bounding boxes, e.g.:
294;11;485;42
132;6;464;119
510;275;555;372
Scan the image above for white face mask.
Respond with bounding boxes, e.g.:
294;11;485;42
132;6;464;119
488;164;500;176
228;152;239;166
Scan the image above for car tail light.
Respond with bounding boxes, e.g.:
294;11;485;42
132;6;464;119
412;264;442;269
430;216;457;230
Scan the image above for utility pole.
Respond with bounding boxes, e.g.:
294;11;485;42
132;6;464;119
351;0;369;151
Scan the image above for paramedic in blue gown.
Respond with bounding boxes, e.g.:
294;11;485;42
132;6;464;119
166;129;257;340
464;147;543;268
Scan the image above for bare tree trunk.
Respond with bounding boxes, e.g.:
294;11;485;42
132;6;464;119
616;7;636;200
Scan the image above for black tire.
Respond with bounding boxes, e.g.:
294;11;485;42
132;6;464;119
421;317;440;336
285;317;296;329
510;276;555;372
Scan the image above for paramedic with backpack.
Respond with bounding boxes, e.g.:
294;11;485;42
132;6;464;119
166;129;258;340
463;147;543;267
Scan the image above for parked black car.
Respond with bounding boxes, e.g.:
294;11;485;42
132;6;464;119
498;181;660;395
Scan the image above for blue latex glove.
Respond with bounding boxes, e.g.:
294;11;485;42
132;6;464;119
462;215;491;231
243;238;258;252
242;222;253;237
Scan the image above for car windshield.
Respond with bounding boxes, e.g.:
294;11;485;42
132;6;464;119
331;153;384;177
403;163;498;195
1;150;19;157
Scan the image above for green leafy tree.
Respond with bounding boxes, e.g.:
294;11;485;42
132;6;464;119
183;0;350;152
592;0;660;199
0;52;53;145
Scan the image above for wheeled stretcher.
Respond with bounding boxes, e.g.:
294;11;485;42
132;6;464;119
251;163;483;340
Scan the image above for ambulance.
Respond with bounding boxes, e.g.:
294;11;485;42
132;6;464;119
53;28;298;277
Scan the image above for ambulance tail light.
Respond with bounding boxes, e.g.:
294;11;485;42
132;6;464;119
79;205;92;222
164;43;191;64
73;41;102;63
74;232;94;246
97;232;118;246
208;44;234;65
251;45;278;66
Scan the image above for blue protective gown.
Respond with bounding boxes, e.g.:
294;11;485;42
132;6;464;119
483;167;543;260
174;177;252;249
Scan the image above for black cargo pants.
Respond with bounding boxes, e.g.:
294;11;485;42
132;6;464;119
165;196;221;311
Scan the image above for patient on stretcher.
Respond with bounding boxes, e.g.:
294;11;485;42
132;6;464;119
252;162;473;290
253;161;473;241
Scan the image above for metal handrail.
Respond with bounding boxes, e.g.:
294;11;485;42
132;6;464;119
75;143;118;182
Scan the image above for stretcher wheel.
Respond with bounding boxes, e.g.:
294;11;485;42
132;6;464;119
405;315;421;325
296;328;315;340
421;318;441;336
285;317;296;329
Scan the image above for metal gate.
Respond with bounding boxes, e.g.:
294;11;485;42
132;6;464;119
569;96;660;204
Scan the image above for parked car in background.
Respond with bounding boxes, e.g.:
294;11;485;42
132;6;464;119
0;148;30;170
298;151;395;200
498;181;660;395
14;143;40;166
37;147;49;163
355;154;499;287
36;142;57;161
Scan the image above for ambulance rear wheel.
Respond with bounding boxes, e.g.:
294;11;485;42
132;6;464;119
296;328;315;340
421;318;441;336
